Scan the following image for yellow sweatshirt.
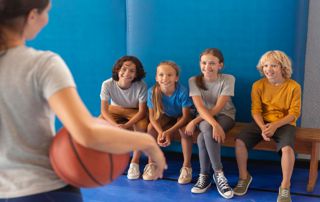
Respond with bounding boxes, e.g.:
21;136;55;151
251;78;301;126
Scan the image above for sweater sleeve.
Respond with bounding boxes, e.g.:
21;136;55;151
288;82;301;122
251;81;262;115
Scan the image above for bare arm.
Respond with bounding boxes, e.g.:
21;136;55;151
191;95;228;143
100;100;118;126
122;102;147;129
148;108;164;134
190;95;230;124
157;107;190;147
185;95;230;136
209;95;230;117
192;95;230;127
48;87;166;178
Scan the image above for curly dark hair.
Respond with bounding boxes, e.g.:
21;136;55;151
112;56;146;82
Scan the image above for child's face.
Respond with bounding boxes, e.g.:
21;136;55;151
200;54;223;80
261;59;284;83
118;61;137;83
156;64;178;90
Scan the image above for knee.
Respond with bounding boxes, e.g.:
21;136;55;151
197;133;204;145
199;121;211;132
235;138;246;148
179;129;189;139
134;119;148;132
281;146;294;154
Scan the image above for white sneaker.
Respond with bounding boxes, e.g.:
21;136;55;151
142;163;157;180
127;163;140;180
178;167;192;184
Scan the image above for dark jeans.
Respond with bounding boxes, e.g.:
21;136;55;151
0;185;83;202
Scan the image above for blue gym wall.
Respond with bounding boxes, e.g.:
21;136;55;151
29;0;309;159
126;0;308;122
29;0;127;117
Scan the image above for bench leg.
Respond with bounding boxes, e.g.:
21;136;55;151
307;142;319;192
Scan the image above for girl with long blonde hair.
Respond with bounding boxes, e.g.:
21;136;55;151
143;61;194;185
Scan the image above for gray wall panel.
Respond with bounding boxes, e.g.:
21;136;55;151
302;0;320;128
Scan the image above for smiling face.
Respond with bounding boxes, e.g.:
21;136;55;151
156;64;179;91
200;54;223;81
117;61;137;85
261;59;285;84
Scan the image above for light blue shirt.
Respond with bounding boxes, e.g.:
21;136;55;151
147;83;193;117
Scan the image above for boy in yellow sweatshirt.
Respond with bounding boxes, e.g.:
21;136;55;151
234;50;301;202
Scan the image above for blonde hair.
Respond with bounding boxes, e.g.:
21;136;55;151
152;61;180;120
257;50;292;79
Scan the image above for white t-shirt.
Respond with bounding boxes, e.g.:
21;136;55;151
189;74;236;120
100;78;147;108
0;46;76;198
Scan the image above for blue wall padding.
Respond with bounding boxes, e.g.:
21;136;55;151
126;0;309;122
28;0;309;158
29;0;127;119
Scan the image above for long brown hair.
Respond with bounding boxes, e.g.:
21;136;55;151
196;48;224;90
0;0;49;51
152;61;180;120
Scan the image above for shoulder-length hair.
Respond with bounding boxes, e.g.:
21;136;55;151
112;55;146;82
257;50;292;79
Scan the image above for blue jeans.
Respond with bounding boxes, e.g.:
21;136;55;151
0;185;83;202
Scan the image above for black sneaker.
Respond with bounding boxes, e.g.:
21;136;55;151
213;171;234;199
191;174;212;194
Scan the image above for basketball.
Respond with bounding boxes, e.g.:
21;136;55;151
49;126;130;188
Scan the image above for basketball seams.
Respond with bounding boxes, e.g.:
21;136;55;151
49;135;85;187
110;154;114;181
50;126;129;188
67;132;105;186
50;156;83;187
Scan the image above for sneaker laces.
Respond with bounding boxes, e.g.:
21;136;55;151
144;164;156;176
216;172;230;191
236;179;246;188
128;165;138;175
280;189;289;198
195;175;207;187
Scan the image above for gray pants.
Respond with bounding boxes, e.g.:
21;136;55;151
197;114;235;174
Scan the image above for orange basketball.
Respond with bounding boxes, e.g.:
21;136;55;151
49;127;130;188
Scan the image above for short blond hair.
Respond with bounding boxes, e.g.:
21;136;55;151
257;50;292;79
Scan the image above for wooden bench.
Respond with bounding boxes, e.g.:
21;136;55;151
171;122;320;192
